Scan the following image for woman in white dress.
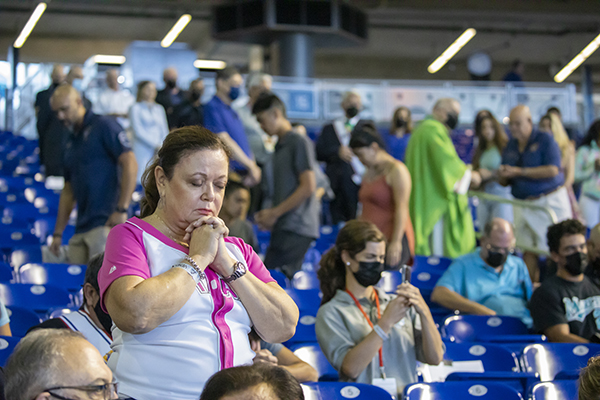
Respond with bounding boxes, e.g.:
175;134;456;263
129;81;169;183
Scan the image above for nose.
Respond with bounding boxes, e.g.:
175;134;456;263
201;183;215;202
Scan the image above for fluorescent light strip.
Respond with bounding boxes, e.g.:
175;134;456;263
92;55;126;64
554;33;600;83
14;2;47;48
193;59;227;70
161;14;192;48
428;28;477;74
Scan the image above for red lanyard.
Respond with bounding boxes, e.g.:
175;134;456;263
346;289;385;376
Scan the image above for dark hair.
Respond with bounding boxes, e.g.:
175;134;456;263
252;92;287;117
547;106;561;116
136;80;154;102
318;220;386;305
200;363;304;400
349;122;386;150
474;110;492;134
472;114;508;170
547;219;586;254
225;180;249;199
580;119;600;148
390;106;413;133
579;355;600;400
540;115;552;126
140;126;231;217
84;252;104;292
216;66;240;82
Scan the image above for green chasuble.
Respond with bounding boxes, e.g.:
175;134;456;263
405;117;475;258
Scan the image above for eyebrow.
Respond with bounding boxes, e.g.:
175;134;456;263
190;172;227;179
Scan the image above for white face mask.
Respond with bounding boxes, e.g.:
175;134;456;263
71;78;84;92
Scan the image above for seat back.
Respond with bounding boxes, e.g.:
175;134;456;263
0;336;21;367
413;255;452;271
530;380;577;400
443;342;521;372
409;267;443;298
377;270;403;293
302;382;393;400
0;283;73;314
442;315;528;342
6;306;42;337
521;343;600;381
0;262;13;282
18;263;87;294
291;343;339;381
285;310;318;345
10;246;43;268
292;271;320;290
404;382;523;400
285;289;321;313
268;269;289;289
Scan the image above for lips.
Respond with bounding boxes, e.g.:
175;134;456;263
196;209;213;216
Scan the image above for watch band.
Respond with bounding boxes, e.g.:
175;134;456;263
223;261;247;283
172;263;202;284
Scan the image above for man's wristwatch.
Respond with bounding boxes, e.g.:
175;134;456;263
115;206;128;214
223;261;247;283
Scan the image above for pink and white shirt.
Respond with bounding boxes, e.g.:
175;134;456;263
98;217;275;400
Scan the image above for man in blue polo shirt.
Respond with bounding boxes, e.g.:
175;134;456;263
48;84;137;265
499;105;572;282
204;66;261;187
431;218;533;327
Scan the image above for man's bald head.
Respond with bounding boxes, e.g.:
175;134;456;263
66;66;83;85
163;67;178;85
484;218;514;239
432;98;460;129
509;105;533;144
50;65;65;85
50;84;85;129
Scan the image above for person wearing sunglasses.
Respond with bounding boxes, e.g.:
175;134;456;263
4;329;118;400
431;218;533;327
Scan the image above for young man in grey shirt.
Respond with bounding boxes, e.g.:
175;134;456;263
253;93;320;279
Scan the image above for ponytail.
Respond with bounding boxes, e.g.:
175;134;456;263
139;158;160;218
318;247;347;305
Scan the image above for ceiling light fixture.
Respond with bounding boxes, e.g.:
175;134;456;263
194;59;227;70
428;28;477;74
14;2;47;48
92;55;126;64
161;14;192;48
554;33;600;83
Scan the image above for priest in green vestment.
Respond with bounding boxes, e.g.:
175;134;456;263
405;98;481;258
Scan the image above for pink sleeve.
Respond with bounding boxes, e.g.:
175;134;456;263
98;222;149;310
225;236;275;284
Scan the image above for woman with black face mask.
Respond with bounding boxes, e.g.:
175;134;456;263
385;106;413;162
315;220;444;398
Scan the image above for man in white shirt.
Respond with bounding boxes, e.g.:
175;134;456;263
93;69;135;130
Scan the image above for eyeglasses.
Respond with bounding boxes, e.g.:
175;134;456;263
485;243;515;255
44;381;118;400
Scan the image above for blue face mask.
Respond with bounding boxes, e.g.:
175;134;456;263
71;78;84;92
229;86;241;101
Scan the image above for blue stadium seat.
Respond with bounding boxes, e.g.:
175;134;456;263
18;263;87;295
530;380;577;400
285;288;321;313
0;336;21;367
443;342;521;372
285;310;317;345
9;246;43;268
269;269;289;289
412;255;452;271
0;262;13;282
442;315;530;343
302;382;393;400
410;267;443;298
292;270;320;290
6;305;42;337
404;382;523;400
377;270;403;293
521;343;600;381
0;229;40;249
46;306;79;320
0;283;74;315
291;343;339;381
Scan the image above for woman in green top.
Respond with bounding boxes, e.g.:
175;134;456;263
472;112;513;228
575;119;600;229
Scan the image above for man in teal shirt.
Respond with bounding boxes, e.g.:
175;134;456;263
431;218;533;327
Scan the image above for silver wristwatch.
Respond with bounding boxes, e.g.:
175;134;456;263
173;263;202;284
223;261;247;283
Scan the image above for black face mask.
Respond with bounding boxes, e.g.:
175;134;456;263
190;90;202;102
395;118;407;128
165;79;177;89
345;106;359;119
353;261;384;287
446;112;459;130
94;299;113;333
486;250;508;268
564;252;588;276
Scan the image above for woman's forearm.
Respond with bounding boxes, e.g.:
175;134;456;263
417;308;444;365
340;330;384;379
230;276;299;343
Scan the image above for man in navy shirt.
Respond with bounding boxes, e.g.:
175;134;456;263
48;85;137;264
156;67;186;129
500;105;572;282
204;66;261;187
